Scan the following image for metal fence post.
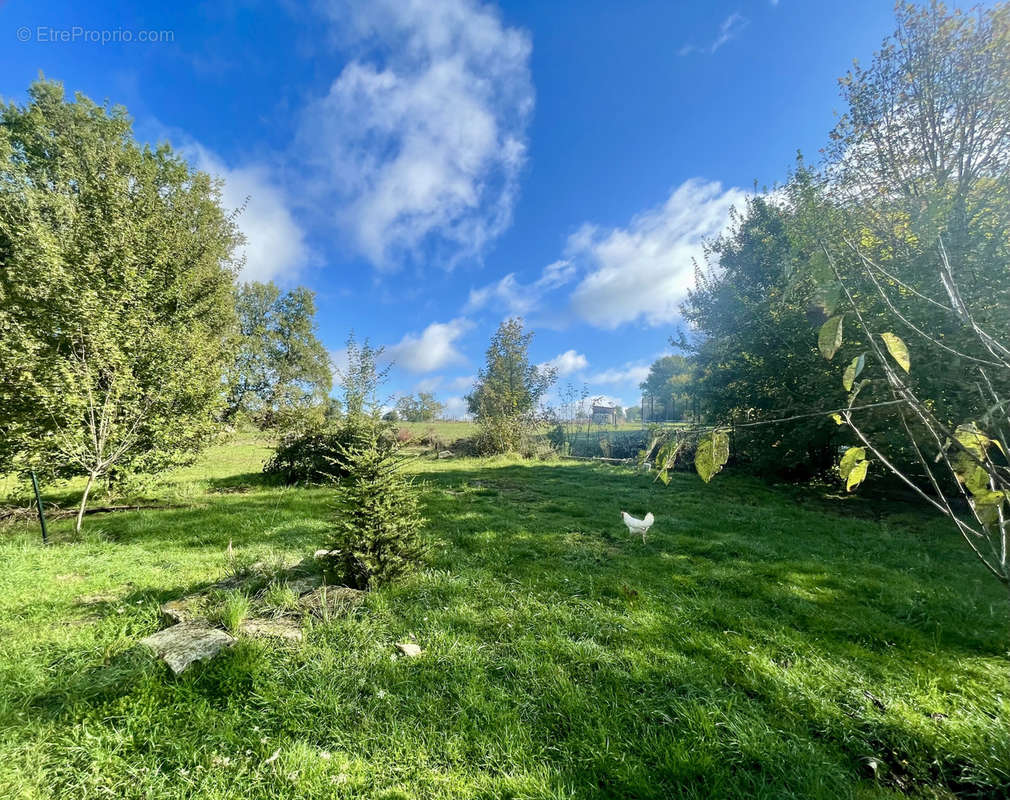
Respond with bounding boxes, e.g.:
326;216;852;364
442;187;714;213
30;470;48;545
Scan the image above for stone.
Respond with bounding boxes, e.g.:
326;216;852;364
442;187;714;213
141;622;235;674
437;450;454;459
314;549;338;559
239;618;303;642
285;576;322;597
160;596;201;625
395;642;423;658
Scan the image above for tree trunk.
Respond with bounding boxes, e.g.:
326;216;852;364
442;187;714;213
75;471;97;534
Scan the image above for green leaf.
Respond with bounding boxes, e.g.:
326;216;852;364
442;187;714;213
842;353;866;392
818;315;844;360
846;459;869;492
880;332;910;373
809;251;842;314
954;422;990;460
695;430;730;483
839;446;866;480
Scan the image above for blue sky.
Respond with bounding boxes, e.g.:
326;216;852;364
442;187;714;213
1;0;902;416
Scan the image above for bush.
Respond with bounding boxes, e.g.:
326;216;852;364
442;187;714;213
322;431;426;590
263;417;391;484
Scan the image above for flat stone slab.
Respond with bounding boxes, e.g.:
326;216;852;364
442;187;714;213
141;622;235;674
239;618;303;642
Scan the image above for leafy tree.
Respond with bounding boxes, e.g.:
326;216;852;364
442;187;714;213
639;355;695;422
336;332;389;419
805;1;1010;600
625;405;643;423
0;79;241;530
395;392;444;422
467;318;556;454
683;194;844;476
226;281;332;429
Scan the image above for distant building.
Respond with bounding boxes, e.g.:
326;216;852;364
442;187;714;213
591;403;617;425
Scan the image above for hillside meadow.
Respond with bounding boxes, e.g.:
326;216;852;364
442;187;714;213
1;434;1008;799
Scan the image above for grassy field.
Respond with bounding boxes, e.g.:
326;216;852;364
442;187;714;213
1;436;1009;798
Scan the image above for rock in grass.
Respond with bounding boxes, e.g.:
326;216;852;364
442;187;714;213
395;642;423;658
160;597;201;625
141;622;235;674
239;618;303;642
437;451;453;459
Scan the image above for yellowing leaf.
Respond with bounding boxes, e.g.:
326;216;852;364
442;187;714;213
818;315;844;360
842;353;866;392
839;446;866;480
830;413;844;426
846;459;869;492
880;332;910;373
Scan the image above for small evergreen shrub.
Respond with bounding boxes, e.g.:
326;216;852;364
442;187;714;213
323;432;427;590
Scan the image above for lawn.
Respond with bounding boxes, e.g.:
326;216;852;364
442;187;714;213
1;436;1009;798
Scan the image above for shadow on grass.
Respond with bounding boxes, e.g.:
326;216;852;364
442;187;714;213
10;460;1010;797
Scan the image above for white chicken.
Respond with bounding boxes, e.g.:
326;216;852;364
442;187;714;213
621;511;655;543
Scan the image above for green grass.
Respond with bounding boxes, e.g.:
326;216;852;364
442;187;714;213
1;437;1009;798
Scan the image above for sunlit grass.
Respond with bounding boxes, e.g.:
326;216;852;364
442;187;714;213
0;436;1008;798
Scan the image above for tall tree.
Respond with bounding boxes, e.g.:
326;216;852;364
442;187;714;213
0;79;241;530
807;1;1010;599
639;355;695;421
683;194;844;476
226;281;332;428
467;318;555;454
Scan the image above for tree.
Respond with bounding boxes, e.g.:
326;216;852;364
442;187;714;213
467;318;556;454
639;355;695;422
395;392;444;422
336;332;390;419
226;281;332;429
0;79;241;530
625;405;642;423
682;193;845;476
323;432;426;590
805;2;1010;601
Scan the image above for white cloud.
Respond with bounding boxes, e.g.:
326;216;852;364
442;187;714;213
539;349;588;376
188;145;309;283
465;259;575;315
442;396;472;419
303;0;533;269
447;374;476;392
387;318;471;373
678;12;749;56
590;364;650;385
567;179;748;329
413;376;444;393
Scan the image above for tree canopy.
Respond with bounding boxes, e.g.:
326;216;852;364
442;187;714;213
226;281;332;429
0;79;241;528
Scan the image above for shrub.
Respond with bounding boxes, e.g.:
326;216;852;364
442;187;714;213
264;416;390;484
322;431;427;590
